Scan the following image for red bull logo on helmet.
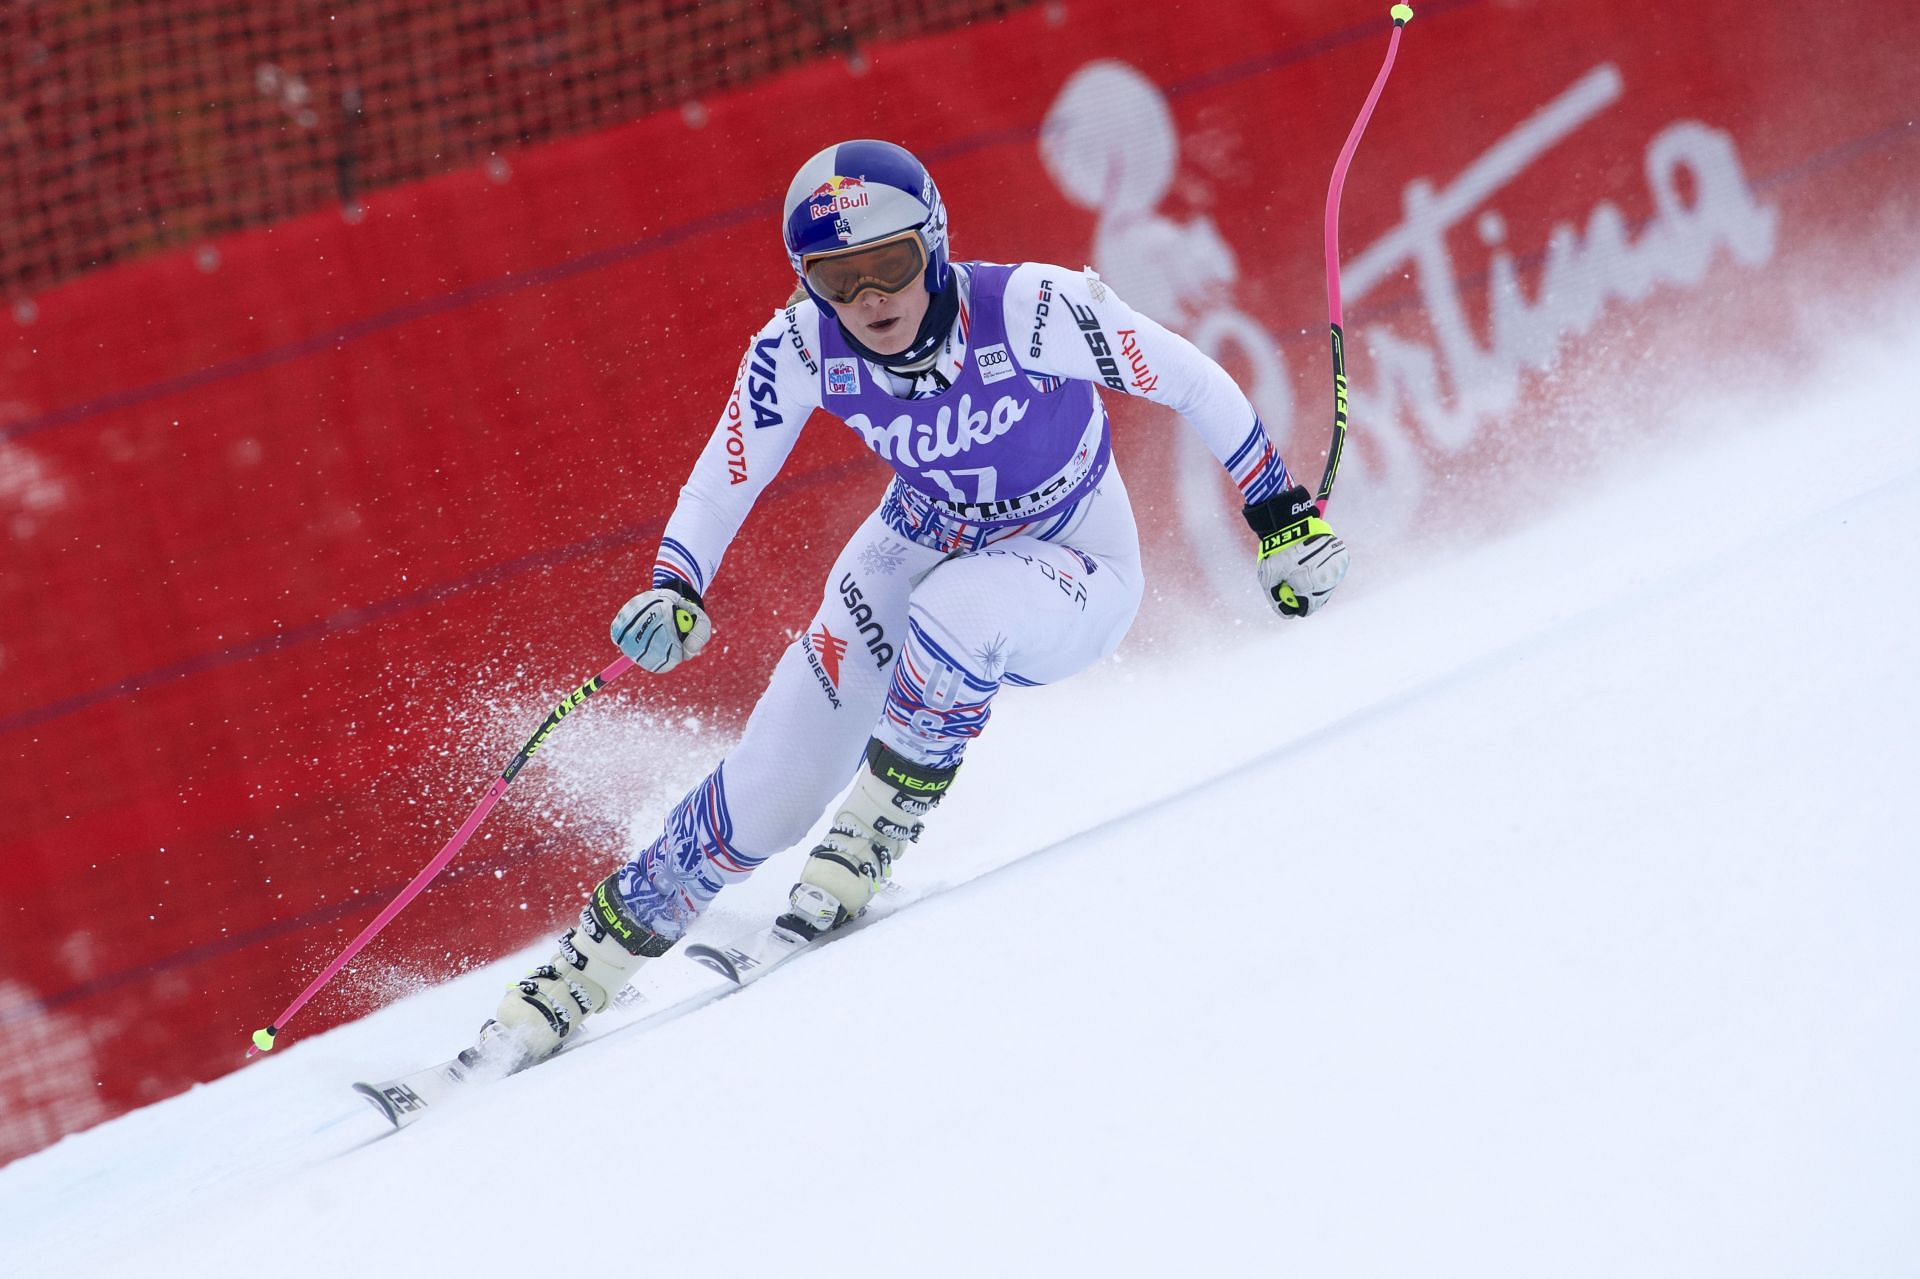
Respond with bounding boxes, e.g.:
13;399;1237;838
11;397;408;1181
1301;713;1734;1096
808;174;871;220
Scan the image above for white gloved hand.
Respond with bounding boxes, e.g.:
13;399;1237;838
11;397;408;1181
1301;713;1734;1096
610;583;712;673
1243;486;1350;618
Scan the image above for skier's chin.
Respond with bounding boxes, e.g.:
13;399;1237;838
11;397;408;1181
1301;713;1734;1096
862;315;910;353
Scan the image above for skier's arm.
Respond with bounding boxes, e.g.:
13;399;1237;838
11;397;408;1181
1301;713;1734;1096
649;307;819;597
1005;262;1293;507
1009;263;1349;617
614;308;820;673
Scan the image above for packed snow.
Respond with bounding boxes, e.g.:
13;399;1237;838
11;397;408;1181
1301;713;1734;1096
3;315;1917;1277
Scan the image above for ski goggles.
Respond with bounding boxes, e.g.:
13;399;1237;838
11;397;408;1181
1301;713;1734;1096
801;230;928;304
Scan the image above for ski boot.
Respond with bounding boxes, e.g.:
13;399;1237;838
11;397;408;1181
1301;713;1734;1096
467;872;676;1071
778;738;957;940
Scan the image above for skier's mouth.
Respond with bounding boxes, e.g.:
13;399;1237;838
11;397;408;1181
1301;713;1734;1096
866;316;901;334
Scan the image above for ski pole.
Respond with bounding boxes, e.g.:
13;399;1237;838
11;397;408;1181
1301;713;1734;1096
248;654;635;1057
1317;3;1414;513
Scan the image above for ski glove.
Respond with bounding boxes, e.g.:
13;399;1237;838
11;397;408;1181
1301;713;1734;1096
1243;485;1350;618
611;582;712;674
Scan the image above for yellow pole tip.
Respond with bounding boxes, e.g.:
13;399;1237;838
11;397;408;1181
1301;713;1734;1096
1391;4;1415;22
252;1027;278;1052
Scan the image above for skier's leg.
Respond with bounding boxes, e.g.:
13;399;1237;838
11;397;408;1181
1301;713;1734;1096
483;506;939;1059
885;467;1143;761
785;471;1144;933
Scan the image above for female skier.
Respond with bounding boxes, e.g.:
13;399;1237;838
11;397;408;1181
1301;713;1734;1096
476;139;1348;1063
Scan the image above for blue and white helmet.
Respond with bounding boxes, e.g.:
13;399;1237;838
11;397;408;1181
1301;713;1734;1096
782;139;950;308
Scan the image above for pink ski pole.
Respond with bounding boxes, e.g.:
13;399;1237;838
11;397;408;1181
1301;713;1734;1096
248;654;635;1056
1317;4;1414;514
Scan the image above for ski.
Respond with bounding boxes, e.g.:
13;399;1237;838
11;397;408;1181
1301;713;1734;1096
682;923;810;985
350;1058;475;1130
350;882;912;1130
348;985;650;1131
684;879;909;985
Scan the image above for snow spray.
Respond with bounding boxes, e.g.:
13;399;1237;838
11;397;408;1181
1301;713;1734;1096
249;655;636;1056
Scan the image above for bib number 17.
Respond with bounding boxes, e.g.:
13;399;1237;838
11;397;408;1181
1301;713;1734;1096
922;466;999;505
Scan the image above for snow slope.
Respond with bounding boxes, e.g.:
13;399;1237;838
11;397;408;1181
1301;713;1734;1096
3;321;1918;1277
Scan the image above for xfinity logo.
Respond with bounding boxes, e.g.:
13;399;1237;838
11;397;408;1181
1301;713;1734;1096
1116;328;1157;393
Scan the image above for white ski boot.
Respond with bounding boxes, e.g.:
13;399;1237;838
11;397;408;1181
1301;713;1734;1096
779;739;957;939
471;874;676;1069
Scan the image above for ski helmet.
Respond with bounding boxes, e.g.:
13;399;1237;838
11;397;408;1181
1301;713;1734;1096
782;139;950;312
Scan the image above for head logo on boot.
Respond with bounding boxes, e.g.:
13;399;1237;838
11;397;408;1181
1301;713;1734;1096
884;765;951;794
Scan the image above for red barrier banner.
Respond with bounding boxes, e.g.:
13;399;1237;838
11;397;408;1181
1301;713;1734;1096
2;0;1913;1163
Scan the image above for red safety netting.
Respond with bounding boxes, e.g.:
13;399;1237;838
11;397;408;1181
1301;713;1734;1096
0;0;1034;301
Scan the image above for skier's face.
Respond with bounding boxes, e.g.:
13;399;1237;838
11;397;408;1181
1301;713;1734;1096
826;280;930;356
